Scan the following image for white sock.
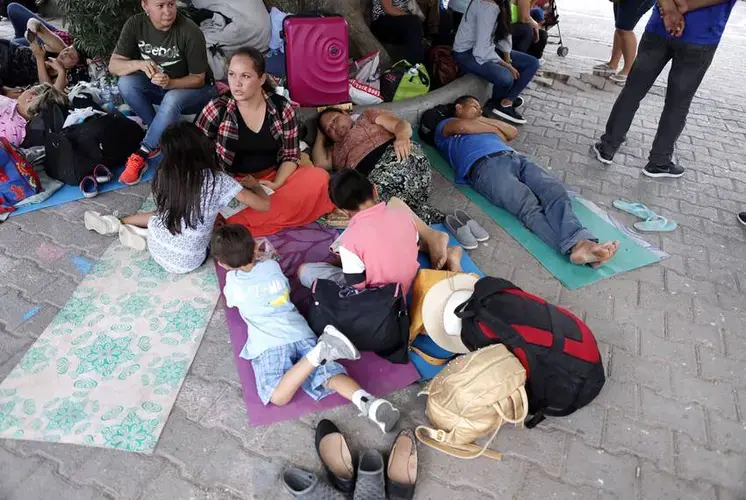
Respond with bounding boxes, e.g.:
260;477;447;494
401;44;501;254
352;389;373;413
304;343;324;368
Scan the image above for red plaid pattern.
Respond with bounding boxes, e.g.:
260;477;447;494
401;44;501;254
195;92;300;171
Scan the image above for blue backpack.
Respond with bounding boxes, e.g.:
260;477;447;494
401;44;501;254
0;138;41;214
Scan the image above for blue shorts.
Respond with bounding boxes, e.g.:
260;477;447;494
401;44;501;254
251;338;347;405
614;0;656;31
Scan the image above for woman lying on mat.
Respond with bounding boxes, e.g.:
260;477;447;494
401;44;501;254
0;10;88;93
312;106;444;226
0;83;67;146
434;95;620;267
195;47;335;237
83;122;270;275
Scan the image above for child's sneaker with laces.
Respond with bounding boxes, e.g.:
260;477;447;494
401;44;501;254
359;397;400;433
312;325;361;365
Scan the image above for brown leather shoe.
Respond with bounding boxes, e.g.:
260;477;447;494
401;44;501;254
386;428;418;500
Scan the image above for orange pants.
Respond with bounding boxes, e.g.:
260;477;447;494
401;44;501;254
227;164;335;237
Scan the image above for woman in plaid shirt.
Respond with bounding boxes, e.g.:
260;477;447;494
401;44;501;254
195;47;335;237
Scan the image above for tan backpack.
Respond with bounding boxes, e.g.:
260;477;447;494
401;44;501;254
415;344;528;460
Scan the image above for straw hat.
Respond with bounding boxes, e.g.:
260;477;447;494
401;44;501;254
422;274;479;354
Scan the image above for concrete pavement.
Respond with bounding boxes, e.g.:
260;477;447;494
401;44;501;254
1;1;746;498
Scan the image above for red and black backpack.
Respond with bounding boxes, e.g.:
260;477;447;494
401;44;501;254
456;277;605;428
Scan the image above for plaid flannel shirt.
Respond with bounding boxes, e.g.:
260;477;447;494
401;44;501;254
195;92;300;172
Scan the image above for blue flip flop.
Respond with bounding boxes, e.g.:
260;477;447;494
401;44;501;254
633;216;677;232
612;200;656;219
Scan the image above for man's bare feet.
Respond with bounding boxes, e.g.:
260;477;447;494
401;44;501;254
569;239;620;266
426;230;450;270
445;246;463;272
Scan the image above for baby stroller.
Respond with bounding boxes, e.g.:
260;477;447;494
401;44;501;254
535;0;569;57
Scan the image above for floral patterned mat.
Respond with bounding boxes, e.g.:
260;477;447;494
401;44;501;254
0;205;220;453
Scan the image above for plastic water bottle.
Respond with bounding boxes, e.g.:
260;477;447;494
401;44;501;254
110;85;122;107
100;85;112;105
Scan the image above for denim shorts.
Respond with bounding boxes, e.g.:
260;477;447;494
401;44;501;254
251;338;347;405
613;0;656;31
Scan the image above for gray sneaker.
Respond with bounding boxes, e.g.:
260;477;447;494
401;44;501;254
317;325;361;364
454;209;489;242
283;467;346;499
353;450;386;500
444;215;478;250
359;398;400;433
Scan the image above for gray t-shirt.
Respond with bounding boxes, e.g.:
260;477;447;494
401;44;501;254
453;0;512;64
147;171;242;274
114;12;211;80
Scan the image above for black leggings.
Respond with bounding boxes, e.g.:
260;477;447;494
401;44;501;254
371;14;425;65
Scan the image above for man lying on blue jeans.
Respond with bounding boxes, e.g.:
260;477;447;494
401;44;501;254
593;0;737;178
109;0;217;185
435;95;620;267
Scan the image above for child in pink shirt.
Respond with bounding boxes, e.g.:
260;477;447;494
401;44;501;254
300;169;461;294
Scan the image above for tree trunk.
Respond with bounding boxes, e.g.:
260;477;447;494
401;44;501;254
264;0;391;67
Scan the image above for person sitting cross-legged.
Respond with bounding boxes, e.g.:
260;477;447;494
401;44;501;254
211;224;401;433
109;0;217;185
435;95;620;267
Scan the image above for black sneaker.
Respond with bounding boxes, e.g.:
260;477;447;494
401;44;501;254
738;212;746;226
513;97;524;109
592;142;613;165
642;161;685;178
492;105;527;124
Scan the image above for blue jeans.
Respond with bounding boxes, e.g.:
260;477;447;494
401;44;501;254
117;73;217;150
453;49;540;103
7;2;57;46
469;152;594;255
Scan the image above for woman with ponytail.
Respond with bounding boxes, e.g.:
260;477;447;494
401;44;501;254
195;47;335;236
452;0;540;124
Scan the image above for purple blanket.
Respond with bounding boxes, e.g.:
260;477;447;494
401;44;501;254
216;223;420;426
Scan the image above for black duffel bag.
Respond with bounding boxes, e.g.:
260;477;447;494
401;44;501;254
307;279;410;364
45;111;144;185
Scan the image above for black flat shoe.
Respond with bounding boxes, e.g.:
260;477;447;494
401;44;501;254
386;429;418;500
315;419;355;494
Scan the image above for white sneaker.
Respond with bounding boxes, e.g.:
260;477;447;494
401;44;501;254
360;398;400;433
316;325;361;363
118;224;148;251
84;211;121;235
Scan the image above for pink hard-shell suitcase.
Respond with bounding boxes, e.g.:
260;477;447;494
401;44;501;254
283;15;350;107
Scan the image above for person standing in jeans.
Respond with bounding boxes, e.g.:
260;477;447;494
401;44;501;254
371;0;426;65
435;96;620;267
452;0;540;124
109;0;217;185
593;0;737;178
593;0;656;84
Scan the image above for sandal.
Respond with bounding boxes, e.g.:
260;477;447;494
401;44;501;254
79;176;98;198
612;200;656;220
93;164;112;183
634;216;678;232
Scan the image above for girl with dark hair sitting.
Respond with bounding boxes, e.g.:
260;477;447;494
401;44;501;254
83;121;271;275
195;47;335;237
452;0;540;124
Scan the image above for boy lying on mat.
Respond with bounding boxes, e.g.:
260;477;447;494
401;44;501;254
211;224;400;433
434;95;620;267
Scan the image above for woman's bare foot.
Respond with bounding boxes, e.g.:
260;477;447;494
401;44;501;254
445;246;463;272
569;239;619;266
425;230;450;270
